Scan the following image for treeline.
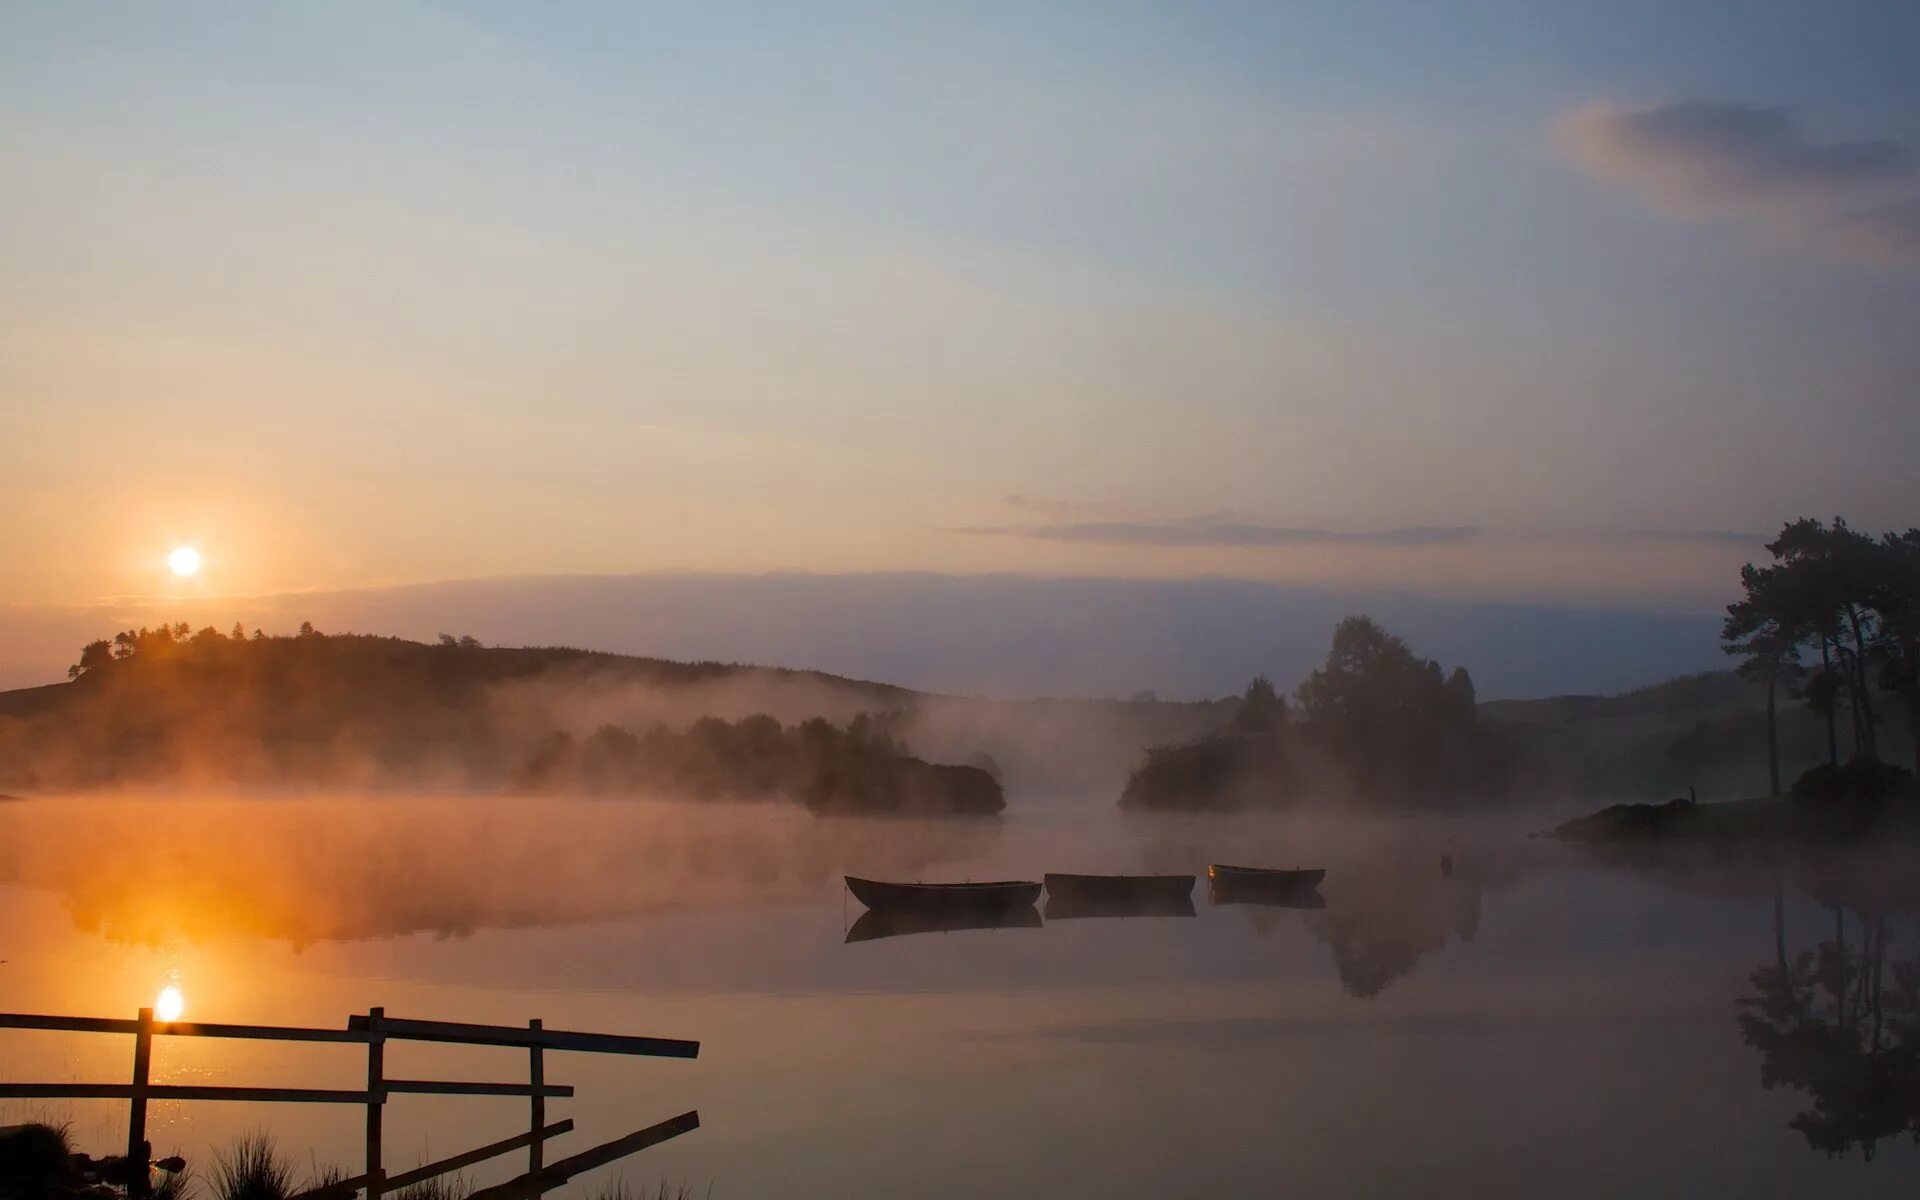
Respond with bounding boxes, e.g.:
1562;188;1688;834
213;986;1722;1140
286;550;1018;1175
67;621;481;679
1123;615;1491;810
1724;518;1920;804
512;712;1005;816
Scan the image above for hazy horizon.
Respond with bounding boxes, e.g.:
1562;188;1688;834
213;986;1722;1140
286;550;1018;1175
0;569;1727;699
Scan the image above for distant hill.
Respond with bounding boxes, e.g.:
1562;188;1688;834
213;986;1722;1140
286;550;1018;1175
0;627;1226;799
5;624;1867;807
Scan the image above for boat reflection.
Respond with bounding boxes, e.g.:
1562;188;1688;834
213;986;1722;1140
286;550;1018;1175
844;904;1044;943
1044;893;1197;921
1206;877;1326;909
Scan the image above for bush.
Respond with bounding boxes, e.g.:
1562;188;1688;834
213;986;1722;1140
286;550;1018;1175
1790;758;1917;807
0;1122;74;1199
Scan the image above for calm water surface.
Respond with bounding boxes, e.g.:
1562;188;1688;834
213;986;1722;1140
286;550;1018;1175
2;796;1916;1197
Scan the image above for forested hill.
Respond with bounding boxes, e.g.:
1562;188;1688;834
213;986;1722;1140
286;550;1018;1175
0;625;1230;797
0;626;914;721
0;626;922;792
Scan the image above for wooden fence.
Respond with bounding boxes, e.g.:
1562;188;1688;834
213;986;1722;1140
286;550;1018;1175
0;1007;699;1199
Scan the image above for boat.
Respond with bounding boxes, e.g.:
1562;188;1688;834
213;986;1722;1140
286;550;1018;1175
845;905;1043;943
1043;873;1195;905
844;876;1042;912
1206;863;1326;906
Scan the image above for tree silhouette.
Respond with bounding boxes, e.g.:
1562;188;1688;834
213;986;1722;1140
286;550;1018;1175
1232;675;1287;734
1725;564;1806;795
66;639;113;680
1874;530;1920;776
1295;615;1481;796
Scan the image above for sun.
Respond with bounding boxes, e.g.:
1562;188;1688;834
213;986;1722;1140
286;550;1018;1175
167;546;201;577
155;984;185;1023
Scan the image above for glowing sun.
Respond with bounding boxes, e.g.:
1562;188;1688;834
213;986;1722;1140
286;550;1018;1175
155;984;185;1023
167;546;201;577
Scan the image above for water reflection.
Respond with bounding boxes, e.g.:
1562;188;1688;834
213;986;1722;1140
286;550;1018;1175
845;906;1044;943
1739;892;1920;1160
1301;843;1514;997
0;797;1004;945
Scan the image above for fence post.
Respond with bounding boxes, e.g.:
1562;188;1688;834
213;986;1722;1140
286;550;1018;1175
365;1007;386;1200
127;1007;153;1200
528;1018;545;1190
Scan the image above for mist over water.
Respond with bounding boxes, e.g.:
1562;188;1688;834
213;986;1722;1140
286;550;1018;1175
4;793;1917;1198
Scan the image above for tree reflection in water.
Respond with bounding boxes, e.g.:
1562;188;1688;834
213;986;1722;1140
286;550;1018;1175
1739;890;1920;1159
1301;842;1509;999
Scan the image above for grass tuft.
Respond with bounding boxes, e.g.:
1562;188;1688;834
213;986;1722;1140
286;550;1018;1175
393;1174;468;1200
587;1180;709;1200
211;1133;297;1200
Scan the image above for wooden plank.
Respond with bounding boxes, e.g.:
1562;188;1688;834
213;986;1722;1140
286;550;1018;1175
0;1012;371;1043
365;1008;385;1200
349;1014;698;1059
527;1018;545;1178
463;1111;701;1200
128;1008;152;1200
152;1020;372;1044
0;1084;370;1103
0;1013;141;1034
384;1079;574;1099
288;1171;372;1200
383;1120;574;1192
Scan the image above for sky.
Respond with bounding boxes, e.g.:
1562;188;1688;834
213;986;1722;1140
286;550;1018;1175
3;2;1919;689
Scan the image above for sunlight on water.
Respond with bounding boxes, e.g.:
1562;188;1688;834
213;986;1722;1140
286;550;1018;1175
2;795;1918;1199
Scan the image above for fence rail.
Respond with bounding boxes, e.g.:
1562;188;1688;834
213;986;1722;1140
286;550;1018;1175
0;1007;699;1199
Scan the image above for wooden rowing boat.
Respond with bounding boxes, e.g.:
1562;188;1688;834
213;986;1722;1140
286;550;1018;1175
1042;873;1195;905
844;875;1042;912
1205;863;1326;906
1044;892;1196;920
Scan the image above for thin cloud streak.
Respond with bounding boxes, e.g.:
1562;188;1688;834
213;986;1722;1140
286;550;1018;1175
953;520;1762;550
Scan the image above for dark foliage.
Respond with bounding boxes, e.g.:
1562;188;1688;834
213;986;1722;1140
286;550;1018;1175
1121;617;1492;810
514;711;1005;816
1790;758;1918;808
1;624;914;792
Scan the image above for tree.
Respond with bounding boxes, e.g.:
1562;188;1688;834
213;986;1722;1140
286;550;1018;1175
1725;563;1806;796
66;639;114;680
1295;615;1479;796
1233;675;1287;734
1871;529;1920;777
297;621;318;638
1769;518;1883;763
230;622;246;641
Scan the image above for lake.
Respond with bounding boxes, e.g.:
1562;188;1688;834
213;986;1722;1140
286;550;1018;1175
2;796;1917;1198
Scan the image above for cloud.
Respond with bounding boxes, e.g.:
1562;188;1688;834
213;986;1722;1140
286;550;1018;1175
1557;101;1920;266
1622;528;1765;547
953;520;1483;547
955;519;1764;551
1827;197;1920;267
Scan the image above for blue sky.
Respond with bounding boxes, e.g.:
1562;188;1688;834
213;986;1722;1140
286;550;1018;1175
2;1;1917;625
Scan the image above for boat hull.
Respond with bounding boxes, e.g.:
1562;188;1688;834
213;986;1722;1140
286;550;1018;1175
1043;873;1195;905
1206;864;1326;906
1045;892;1196;920
845;875;1042;912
